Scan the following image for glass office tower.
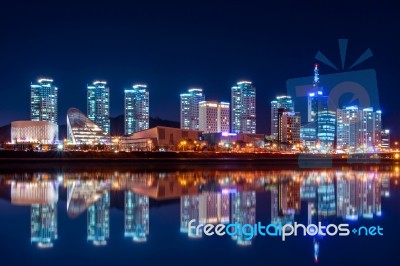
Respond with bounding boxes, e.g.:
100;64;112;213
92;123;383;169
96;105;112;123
31;78;58;124
125;84;150;135
231;81;256;134
87;81;110;134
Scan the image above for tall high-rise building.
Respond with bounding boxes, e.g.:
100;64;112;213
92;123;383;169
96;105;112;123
307;66;335;150
271;96;294;137
336;106;382;151
231;81;256;134
278;111;301;144
336;106;360;150
87;81;110;134
31;78;58;124
199;101;230;133
359;107;382;150
125;84;149;135
180;88;205;130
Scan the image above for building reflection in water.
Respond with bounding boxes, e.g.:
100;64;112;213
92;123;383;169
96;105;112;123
1;169;397;259
10;180;58;248
230;191;256;246
87;191;110;246
65;179;111;246
180;195;200;238
125;191;149;242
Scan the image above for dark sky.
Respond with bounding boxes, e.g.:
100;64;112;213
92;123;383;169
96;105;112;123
1;0;399;136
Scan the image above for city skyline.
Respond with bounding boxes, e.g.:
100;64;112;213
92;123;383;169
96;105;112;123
7;71;391;149
1;2;399;138
1;1;400;266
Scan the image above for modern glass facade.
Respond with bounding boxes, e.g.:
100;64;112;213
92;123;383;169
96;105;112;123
336;106;382;151
271;96;294;137
231;81;256;134
87;81;110;134
300;122;317;147
124;84;149;135
336;106;360;150
180;88;205;130
308;91;335;151
31;78;58;124
66;108;110;144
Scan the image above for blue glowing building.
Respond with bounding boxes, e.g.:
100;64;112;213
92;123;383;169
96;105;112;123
124;84;150;135
87;81;110;134
231;81;256;134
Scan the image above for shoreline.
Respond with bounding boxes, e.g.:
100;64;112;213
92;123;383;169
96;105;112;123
0;150;397;169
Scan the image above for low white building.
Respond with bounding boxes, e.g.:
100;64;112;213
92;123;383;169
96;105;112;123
11;120;58;144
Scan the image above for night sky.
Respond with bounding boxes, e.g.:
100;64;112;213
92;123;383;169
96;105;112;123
1;1;399;136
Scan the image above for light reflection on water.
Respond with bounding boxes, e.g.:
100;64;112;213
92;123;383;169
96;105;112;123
0;168;399;265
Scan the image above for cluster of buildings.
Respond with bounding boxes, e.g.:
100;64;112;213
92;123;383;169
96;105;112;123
7;65;391;152
270;65;388;153
9;77;261;151
10;79;150;148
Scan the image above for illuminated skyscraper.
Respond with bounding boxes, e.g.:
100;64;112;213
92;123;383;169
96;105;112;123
30;78;58;124
271;96;294;136
180;88;205;130
87;192;110;246
199;101;230;133
336;106;359;150
359;108;382;150
87;81;110;134
336;106;382;151
307;66;335;150
125;84;149;135
231;81;256;134
278;111;301;144
124;191;149;242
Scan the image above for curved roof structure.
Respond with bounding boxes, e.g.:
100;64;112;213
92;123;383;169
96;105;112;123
67;108;110;144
